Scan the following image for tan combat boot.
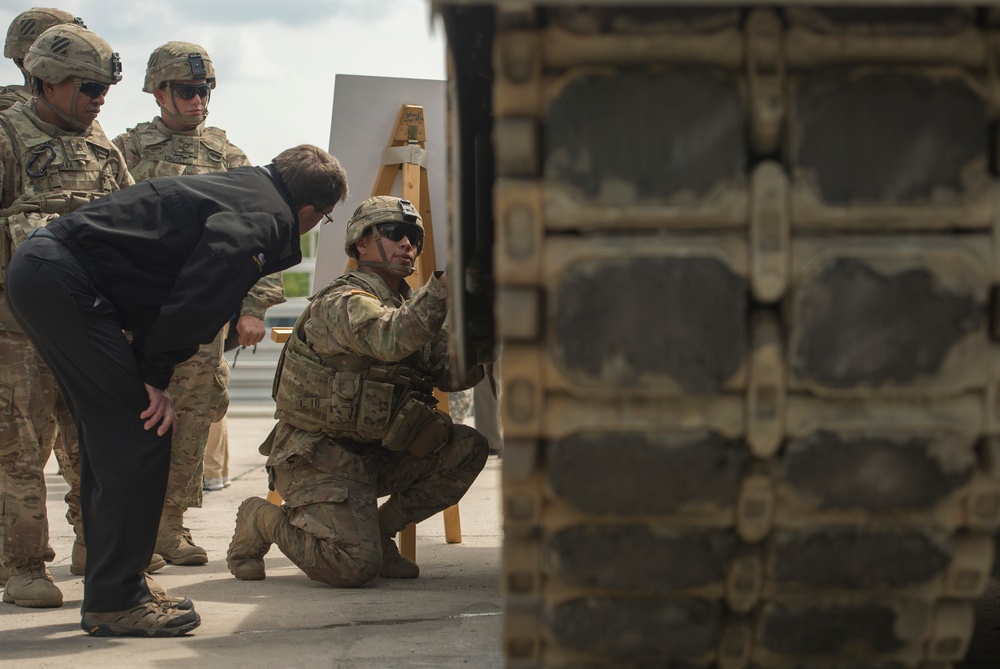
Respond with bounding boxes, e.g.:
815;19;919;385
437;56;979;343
379;534;420;579
376;503;419;578
227;496;283;580
2;557;63;607
71;537;168;575
155;505;208;565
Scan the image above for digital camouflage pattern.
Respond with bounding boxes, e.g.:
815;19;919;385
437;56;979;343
0;99;131;564
113;115;283;510
260;269;487;585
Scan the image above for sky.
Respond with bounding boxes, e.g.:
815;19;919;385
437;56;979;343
0;0;448;165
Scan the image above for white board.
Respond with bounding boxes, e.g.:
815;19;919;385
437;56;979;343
315;74;447;291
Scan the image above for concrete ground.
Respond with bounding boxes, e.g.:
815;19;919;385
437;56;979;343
0;416;503;669
3;414;1000;668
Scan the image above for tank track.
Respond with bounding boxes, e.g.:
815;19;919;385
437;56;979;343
489;6;1000;668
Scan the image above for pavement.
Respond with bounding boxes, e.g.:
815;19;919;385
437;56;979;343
3;413;1000;668
0;415;503;669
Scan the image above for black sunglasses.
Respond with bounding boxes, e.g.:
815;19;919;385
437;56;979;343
79;81;109;99
376;223;423;252
171;84;211;100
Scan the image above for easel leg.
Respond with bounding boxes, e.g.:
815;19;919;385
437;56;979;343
444;504;462;544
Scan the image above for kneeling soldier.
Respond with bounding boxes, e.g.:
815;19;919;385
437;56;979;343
228;195;489;585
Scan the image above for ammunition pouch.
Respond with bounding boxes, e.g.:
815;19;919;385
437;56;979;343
383;393;452;457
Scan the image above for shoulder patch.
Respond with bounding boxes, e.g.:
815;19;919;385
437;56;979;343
349;289;379;300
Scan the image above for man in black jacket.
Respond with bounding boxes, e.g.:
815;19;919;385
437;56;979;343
4;144;348;637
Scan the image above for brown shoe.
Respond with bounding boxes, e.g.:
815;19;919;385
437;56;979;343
227;497;282;581
71;538;167;575
380;535;419;579
144;575;193;611
2;558;63;607
81;599;200;637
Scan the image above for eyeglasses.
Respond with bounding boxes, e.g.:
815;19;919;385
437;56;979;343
79;81;109;99
313;205;334;226
171;84;211;100
376;223;423;253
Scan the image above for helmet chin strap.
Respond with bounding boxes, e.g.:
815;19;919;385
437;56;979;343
35;82;90;131
358;229;416;276
160;83;207;129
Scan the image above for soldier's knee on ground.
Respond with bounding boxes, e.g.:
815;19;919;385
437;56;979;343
301;539;381;587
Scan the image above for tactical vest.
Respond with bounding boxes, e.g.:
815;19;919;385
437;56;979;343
0;105;126;288
273;272;452;456
0;85;31;112
124;122;231;180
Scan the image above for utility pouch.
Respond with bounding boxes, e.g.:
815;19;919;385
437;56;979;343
356;379;394;439
383;393;452;456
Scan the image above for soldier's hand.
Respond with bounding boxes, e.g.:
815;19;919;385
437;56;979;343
436;270;448;289
236;315;266;346
141;384;176;436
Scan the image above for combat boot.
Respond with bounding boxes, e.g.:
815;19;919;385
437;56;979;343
155;505;208;565
380;534;419;579
227;496;283;580
71;538;168;575
2;557;63;608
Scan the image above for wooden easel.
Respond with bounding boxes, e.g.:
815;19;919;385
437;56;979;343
268;104;462;561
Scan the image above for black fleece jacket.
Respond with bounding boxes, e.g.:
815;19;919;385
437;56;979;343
45;164;303;388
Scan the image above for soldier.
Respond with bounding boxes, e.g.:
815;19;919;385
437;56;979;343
6;143;348;636
1;8;85;110
112;42;286;566
0;5;87;590
0;23;134;609
227;195;489;587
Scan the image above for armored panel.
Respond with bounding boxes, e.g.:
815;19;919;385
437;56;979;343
438;2;1000;667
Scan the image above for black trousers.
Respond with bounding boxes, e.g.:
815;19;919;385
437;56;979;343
6;233;168;613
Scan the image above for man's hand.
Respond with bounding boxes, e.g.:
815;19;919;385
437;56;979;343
141;384;176;436
436;270;448;289
236;315;266;346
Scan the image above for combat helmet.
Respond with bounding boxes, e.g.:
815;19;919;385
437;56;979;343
346;196;424;276
4;8;85;64
143;41;215;128
142;41;216;93
22;24;120;131
24;23;121;87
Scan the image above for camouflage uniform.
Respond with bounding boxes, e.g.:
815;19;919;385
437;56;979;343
253;269;488;586
113;118;284;512
227;196;486;585
112;42;285;565
0;59;132;600
0;5;89;589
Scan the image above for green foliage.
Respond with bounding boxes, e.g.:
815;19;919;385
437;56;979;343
283;272;312;298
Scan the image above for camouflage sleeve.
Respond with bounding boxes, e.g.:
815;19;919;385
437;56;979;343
305;275;449;362
241;272;285;319
111;129;141;176
425;323;485;392
225;140;252;169
0;130;15;208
